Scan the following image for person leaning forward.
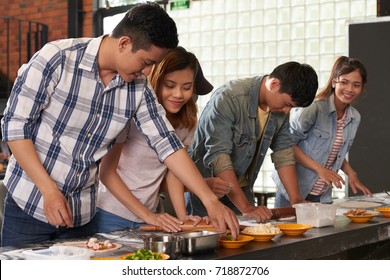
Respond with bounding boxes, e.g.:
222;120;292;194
187;61;319;223
0;2;239;247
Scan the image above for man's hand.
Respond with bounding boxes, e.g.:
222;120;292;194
206;201;240;240
43;188;73;227
242;205;273;223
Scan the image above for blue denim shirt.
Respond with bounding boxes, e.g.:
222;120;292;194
273;95;361;206
187;76;294;215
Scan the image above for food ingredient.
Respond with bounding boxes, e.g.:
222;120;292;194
125;248;163;260
241;223;281;234
345;209;372;216
86;238;115;251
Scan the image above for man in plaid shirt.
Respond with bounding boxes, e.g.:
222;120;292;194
1;2;239;247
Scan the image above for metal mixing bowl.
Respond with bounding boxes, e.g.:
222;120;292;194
143;235;184;259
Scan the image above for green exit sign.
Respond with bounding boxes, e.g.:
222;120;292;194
170;0;190;10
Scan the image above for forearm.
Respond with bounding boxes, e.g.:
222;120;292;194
277;165;303;204
164;149;220;210
293;145;323;173
7;139;57;194
164;170;187;220
100;170;153;222
100;146;154;222
340;159;356;177
215;169;252;213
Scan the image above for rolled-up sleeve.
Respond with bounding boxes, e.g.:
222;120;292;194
271;147;295;170
134;82;184;162
211;153;234;175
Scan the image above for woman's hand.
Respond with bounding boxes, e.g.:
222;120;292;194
146;213;183;233
183;215;202;226
316;166;345;189
348;172;372;196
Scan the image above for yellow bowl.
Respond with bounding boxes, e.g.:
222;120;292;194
343;212;378;223
219;235;254;248
276;224;313;236
120;253;170;260
374;207;390;218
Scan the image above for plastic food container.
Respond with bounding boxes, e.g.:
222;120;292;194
22;246;94;260
177;230;221;255
293;203;338;227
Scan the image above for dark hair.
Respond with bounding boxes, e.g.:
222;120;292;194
269;61;318;107
148;46;198;130
111;2;178;52
317;56;368;99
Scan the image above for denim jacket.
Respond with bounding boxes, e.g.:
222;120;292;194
273;95;361;206
189;75;294;185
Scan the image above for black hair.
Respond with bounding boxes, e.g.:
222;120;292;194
111;2;178;52
269;61;318;107
317;56;367;99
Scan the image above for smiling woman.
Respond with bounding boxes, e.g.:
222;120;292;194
273;56;371;208
93;46;219;234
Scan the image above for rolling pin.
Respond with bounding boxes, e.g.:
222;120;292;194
139;207;296;232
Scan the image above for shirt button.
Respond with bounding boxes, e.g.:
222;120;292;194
76;173;80;177
87;133;92;138
96;113;100;118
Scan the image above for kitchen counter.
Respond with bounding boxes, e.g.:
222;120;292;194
1;193;389;260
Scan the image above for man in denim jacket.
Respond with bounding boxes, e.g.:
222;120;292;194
187;62;318;222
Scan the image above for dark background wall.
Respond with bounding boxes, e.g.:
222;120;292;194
348;17;390;195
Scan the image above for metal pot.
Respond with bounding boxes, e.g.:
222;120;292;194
143;235;184;259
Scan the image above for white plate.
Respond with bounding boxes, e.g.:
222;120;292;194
336;201;382;208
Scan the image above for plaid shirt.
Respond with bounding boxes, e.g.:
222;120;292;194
1;37;183;226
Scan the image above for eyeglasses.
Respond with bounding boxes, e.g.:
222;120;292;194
334;80;362;90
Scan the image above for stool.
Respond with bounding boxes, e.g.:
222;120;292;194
254;192;276;207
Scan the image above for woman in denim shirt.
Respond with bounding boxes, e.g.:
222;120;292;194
187;62;318;222
273;56;372;207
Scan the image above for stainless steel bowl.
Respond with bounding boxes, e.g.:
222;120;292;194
143;235;184;259
177;230;221;255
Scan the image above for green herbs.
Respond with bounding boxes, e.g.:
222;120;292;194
125;249;163;260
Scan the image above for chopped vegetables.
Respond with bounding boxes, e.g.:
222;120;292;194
125;249;163;260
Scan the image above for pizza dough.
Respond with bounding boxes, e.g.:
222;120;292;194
336;201;382;208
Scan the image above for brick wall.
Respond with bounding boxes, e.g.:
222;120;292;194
0;0;94;98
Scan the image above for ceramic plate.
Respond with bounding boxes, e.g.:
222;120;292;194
343;212;378;223
276;224;313;236
219;235;254;248
374;207;390;218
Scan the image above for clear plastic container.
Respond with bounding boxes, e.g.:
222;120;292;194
293;203;338;227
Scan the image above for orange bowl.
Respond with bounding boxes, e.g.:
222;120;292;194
219;235;254;248
343;212;378;223
276;224;313;236
374;207;390;218
241;232;281;242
